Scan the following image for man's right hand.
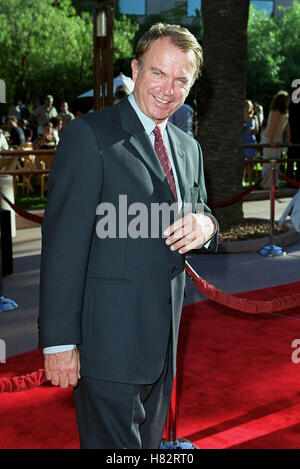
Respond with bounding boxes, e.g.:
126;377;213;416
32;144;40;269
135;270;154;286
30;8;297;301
44;348;81;388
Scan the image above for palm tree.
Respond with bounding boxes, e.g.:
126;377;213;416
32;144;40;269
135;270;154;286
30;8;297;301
197;0;250;227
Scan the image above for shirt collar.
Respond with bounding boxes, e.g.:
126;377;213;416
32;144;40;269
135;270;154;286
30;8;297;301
128;93;168;137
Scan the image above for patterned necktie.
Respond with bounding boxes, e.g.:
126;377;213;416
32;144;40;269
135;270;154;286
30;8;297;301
153;126;177;202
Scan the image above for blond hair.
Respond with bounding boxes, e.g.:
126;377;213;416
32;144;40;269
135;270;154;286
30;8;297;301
135;23;203;81
245;100;254;117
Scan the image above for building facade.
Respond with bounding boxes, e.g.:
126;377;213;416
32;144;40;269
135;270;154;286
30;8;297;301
119;0;300;18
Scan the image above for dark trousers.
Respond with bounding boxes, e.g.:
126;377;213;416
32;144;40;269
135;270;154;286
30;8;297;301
73;345;174;449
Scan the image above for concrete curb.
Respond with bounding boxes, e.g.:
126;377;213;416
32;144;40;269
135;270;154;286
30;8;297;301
219;220;299;253
244;188;297;201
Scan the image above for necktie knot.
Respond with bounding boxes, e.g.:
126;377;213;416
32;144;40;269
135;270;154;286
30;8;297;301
153;126;162;140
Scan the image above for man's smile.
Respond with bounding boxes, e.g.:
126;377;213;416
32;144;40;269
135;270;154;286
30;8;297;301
153;96;172;105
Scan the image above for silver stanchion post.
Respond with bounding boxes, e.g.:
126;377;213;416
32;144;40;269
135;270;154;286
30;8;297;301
160;377;198;449
259;159;285;256
160;263;199;449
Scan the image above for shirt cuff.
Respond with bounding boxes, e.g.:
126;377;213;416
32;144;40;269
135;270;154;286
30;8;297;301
43;344;76;354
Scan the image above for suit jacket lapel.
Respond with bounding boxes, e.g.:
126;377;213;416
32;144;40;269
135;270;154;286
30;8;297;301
166;122;187;203
118;99;186;201
118;99;175;198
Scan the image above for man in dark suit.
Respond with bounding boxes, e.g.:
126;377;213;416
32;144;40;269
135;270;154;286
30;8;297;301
39;23;218;449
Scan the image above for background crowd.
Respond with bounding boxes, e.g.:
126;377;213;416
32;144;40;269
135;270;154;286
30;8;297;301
242;88;300;187
0;95;75;151
1;87;299;189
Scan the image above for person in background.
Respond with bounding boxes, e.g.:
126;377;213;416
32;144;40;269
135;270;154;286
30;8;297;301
253;101;264;131
18;119;33;143
59;101;75;129
8;100;30;121
6;115;25;148
34;122;57;149
0;128;9;151
113;85;130;104
50;116;63;141
168;102;194;137
286;87;300;184
31;95;58;136
260;90;291;189
242;100;257;186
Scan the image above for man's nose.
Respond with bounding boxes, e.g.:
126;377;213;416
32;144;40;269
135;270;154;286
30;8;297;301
161;80;174;96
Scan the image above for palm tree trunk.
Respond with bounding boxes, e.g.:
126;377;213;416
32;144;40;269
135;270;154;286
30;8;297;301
197;0;250;228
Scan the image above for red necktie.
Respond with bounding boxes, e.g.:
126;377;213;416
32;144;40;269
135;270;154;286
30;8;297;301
153;126;177;202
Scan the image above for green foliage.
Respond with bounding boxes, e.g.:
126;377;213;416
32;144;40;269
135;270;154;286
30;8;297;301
0;0;93;107
3;0;300;119
247;1;300;109
0;0;138;110
114;15;139;61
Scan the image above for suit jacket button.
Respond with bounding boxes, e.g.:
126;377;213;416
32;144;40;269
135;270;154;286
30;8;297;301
168;297;172;304
171;266;177;273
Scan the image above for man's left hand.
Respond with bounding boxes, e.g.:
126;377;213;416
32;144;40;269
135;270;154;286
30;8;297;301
164;213;215;254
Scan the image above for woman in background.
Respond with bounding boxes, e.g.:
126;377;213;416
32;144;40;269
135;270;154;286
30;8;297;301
242;100;257;186
260;90;290;189
286;87;300;185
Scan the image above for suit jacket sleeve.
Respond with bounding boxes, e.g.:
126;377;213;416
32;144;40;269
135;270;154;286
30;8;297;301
197;141;219;252
38;117;103;348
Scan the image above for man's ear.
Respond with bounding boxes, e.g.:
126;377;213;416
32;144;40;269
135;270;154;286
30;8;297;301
131;59;139;82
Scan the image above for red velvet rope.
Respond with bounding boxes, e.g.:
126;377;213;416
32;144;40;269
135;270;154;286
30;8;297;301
0;369;47;393
1;181;300;393
0;192;44;224
185;263;300;314
279;171;300;188
2;270;300;393
209;177;263;208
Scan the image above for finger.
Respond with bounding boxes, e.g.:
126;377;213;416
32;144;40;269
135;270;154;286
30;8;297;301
50;371;60;387
169;231;195;252
178;237;206;254
69;373;79;387
77;355;81;380
163;217;185;237
166;223;193;247
68;366;79;387
58;372;70;389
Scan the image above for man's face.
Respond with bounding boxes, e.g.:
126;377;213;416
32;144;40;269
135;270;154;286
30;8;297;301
131;37;195;124
45;98;53;108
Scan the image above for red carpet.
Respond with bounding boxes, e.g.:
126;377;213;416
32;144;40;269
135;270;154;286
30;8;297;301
1;281;300;449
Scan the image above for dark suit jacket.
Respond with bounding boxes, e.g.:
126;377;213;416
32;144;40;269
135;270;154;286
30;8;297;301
39;98;217;384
